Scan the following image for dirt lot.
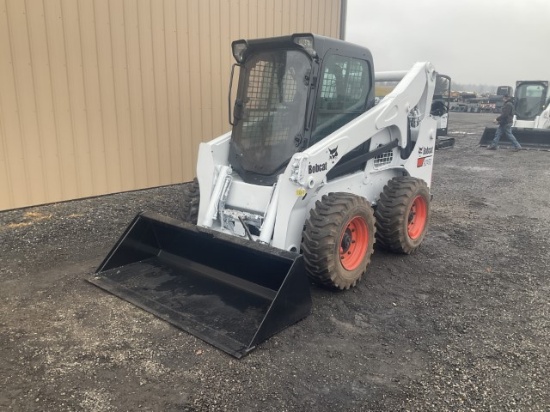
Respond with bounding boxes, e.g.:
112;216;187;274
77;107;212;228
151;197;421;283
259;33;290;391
1;112;549;411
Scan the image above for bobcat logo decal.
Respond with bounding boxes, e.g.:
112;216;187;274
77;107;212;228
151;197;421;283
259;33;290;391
329;146;339;160
418;146;434;156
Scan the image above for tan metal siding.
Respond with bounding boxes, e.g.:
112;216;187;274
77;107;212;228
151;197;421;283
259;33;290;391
0;0;343;211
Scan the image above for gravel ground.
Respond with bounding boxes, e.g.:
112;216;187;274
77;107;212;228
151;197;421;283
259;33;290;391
1;112;549;411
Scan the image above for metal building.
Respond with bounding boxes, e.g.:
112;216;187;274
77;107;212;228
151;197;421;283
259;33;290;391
0;0;345;211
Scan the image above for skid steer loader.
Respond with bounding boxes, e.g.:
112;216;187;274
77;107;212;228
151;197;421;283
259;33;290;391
89;34;438;358
480;80;550;149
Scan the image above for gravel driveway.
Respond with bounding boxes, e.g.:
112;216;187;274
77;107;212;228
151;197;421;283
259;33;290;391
1;112;549;411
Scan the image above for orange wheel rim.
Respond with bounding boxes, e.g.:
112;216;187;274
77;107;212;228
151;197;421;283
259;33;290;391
340;216;369;271
407;195;428;239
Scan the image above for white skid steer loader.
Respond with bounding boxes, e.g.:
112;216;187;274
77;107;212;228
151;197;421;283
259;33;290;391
480;80;550;149
89;34;438;358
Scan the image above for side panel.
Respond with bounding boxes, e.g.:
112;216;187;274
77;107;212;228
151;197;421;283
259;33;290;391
403;117;437;185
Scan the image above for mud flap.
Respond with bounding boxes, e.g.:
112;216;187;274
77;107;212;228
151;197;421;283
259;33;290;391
480;127;550;150
88;212;311;358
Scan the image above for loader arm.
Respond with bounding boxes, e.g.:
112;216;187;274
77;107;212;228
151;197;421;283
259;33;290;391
284;62;437;190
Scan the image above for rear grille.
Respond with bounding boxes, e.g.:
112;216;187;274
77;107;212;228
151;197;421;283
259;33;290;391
374;150;393;168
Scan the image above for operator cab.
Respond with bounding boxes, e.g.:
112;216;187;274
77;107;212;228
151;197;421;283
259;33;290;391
228;33;375;185
514;81;549;121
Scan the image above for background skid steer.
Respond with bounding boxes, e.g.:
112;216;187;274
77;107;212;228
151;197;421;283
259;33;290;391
480;80;550;150
90;33;439;358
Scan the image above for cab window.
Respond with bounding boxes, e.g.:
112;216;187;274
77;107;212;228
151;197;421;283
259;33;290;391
312;54;371;143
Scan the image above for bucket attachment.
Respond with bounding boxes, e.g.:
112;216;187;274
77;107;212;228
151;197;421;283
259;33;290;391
436;136;455;150
480;127;550;150
88;212;311;358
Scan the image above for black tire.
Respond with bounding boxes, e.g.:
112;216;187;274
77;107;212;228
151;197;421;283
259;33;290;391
301;193;376;290
181;178;200;224
375;176;430;254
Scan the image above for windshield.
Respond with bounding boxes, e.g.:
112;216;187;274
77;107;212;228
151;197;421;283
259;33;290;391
515;82;548;120
231;50;311;176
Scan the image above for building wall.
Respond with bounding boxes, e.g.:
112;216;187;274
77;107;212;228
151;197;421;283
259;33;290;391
0;0;343;211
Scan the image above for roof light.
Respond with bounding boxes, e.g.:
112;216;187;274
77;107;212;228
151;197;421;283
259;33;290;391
231;40;248;63
292;34;316;57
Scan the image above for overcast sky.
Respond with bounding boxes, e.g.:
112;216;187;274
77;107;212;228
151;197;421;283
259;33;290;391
345;0;550;89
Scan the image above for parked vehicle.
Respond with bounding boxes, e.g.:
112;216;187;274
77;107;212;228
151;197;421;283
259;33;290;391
90;33;440;358
480;80;550;149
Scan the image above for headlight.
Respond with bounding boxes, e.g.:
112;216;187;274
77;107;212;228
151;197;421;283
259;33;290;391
231;40;248;63
292;34;316;57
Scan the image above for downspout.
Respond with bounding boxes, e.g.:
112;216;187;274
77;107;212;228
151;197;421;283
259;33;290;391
339;0;347;40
